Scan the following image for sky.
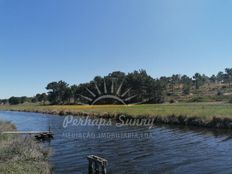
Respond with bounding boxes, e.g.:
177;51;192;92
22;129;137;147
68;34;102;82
1;0;232;98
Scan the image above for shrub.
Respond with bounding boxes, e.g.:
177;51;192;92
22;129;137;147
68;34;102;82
169;99;175;103
229;98;232;104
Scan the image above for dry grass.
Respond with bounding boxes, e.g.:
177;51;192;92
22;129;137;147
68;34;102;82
1;102;232;120
0;121;51;174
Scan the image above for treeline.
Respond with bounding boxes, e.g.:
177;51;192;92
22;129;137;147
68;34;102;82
0;93;47;105
45;70;164;105
159;68;232;95
2;68;232;105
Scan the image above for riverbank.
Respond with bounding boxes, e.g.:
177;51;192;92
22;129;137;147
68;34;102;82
1;103;232;129
0;121;51;174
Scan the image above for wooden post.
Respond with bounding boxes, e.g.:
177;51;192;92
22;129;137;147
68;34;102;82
102;164;106;174
88;158;94;174
95;161;100;174
87;155;107;174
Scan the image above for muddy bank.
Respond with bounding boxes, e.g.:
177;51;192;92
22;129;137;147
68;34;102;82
4;108;232;130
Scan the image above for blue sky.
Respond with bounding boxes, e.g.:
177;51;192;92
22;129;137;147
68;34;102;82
1;0;232;98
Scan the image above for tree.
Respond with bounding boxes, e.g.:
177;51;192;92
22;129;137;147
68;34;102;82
183;84;191;95
46;81;70;104
225;68;232;87
72;69;165;105
37;93;47;104
62;88;72;104
170;74;181;94
20;96;28;103
201;74;210;85
193;73;202;89
9;97;21;105
126;70;164;103
70;85;79;104
159;76;170;90
210;75;217;83
216;71;224;83
0;99;8;105
181;75;192;95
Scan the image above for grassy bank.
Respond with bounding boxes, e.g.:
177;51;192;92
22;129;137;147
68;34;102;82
0;121;51;174
1;103;232;129
1;102;232;118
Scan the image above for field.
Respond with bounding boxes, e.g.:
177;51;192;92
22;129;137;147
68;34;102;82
1;102;232;120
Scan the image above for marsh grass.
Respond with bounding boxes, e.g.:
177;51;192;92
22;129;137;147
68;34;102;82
0;121;51;174
1;102;232;121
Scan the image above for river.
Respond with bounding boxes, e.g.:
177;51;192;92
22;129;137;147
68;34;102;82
1;111;232;174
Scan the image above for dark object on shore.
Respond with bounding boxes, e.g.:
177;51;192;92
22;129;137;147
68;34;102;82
1;130;54;141
87;155;107;174
34;132;54;141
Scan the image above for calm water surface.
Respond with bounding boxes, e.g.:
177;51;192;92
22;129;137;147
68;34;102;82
1;111;232;174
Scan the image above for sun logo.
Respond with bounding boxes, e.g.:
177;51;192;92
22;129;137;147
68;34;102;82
79;78;139;105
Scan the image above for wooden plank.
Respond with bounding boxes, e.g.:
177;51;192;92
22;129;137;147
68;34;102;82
0;131;52;135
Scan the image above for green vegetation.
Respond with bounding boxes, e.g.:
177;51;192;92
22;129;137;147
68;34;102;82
1;68;232;128
2;68;232;105
0;121;51;174
1;103;232;120
1;102;232;129
44;70;164;105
